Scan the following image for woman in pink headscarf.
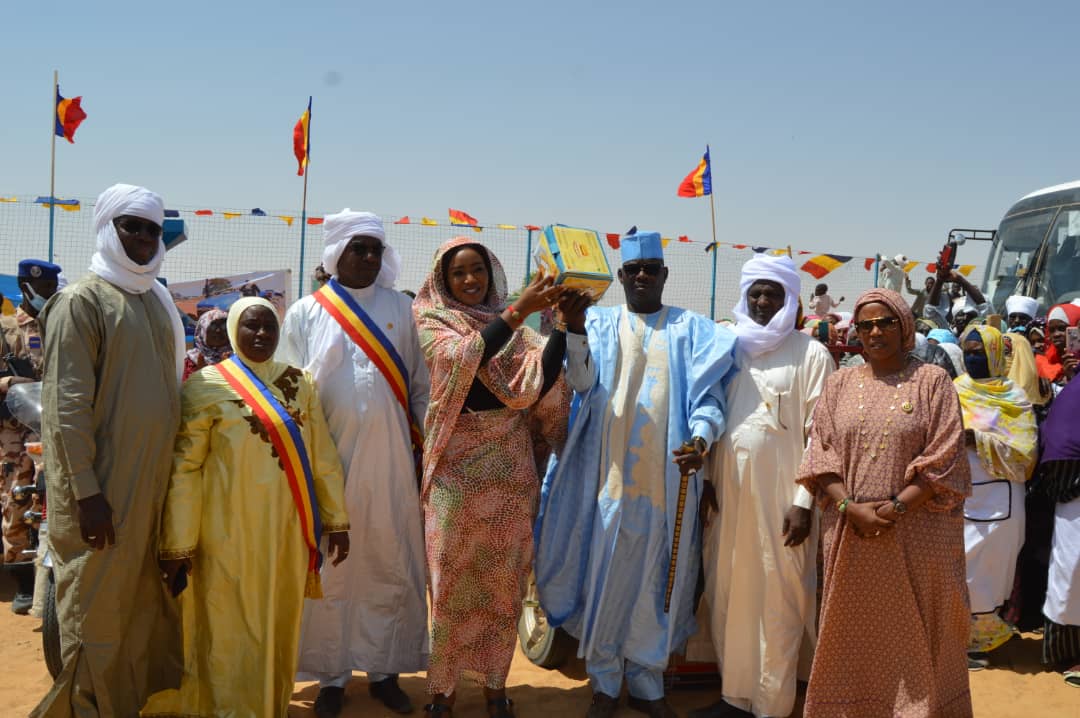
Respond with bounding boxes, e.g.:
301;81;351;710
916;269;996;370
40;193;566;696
797;288;973;717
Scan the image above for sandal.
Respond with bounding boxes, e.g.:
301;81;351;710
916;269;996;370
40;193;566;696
1064;670;1080;687
424;703;454;715
487;697;515;718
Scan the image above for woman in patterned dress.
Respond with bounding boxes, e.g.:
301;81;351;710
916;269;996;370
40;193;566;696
413;238;582;717
797;288;973;718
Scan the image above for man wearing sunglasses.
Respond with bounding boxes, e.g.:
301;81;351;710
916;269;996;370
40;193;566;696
536;231;738;718
690;253;834;718
32;184;185;717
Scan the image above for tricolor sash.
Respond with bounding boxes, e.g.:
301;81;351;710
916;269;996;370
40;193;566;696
216;355;325;598
313;279;423;478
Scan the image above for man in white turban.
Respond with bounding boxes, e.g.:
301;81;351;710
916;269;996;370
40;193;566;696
32;184;184;717
1005;294;1040;332
280;209;429;717
688;253;834;718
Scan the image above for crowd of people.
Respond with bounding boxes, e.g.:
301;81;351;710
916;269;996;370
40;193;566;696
3;181;1078;718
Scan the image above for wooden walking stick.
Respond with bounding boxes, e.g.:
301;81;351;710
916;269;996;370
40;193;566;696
664;441;697;613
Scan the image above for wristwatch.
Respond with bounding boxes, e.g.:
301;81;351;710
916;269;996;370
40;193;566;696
891;498;908;516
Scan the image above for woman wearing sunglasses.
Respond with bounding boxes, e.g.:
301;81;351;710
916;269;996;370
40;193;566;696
797;288;973;717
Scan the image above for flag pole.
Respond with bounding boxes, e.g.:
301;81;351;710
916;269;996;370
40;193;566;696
298;96;311;298
708;184;718;320
48;70;58;263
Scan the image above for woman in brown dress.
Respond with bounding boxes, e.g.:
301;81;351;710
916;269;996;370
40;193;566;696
797;288;973;717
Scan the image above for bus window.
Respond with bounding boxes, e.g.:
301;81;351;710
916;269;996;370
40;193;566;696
985;208;1054;310
1040;207;1080;306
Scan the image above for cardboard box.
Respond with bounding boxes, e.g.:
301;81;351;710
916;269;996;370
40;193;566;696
533;225;614;300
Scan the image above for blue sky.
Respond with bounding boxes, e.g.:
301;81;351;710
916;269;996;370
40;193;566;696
4;0;1079;265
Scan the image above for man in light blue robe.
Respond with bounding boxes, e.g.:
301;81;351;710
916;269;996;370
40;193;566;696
536;232;738;718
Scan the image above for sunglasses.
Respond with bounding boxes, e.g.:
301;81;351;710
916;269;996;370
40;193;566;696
855;316;900;333
622;262;664;277
114;216;162;239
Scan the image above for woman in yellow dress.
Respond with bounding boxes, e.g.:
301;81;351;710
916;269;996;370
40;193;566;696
145;297;350;717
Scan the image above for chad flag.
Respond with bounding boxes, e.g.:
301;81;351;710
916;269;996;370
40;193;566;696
55;88;86;144
801;254;852;279
677;146;711;197
293;98;311;176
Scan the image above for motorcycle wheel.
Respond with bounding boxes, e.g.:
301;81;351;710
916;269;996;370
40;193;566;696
517;573;575;668
43;568;63;679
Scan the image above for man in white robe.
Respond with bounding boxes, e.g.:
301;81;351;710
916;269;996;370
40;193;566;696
280;210;430;717
689;254;833;718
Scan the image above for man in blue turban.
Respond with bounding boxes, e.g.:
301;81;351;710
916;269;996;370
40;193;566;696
535;231;738;718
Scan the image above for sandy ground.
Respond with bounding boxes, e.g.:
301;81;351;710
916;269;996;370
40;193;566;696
0;571;1074;717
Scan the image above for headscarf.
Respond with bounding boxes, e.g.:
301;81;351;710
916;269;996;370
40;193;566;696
1036;302;1080;381
320;209;401;288
852;288;916;353
1003;331;1050;406
225;297;288;383
88;183;184;384
187;308;230;365
954;325;1037;483
412;237;567;497
928;328;958;345
731;253;801;357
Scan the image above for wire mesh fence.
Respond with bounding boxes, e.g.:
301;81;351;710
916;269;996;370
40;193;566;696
0;194;956;318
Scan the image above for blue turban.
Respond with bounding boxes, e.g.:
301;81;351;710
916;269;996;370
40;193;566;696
927;328;959;345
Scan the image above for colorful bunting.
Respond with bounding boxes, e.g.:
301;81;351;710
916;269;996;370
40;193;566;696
164;209;180;217
606;233;621;250
195;209;214;216
497;224;517;230
661;237;672;248
958;265;975;277
34;197;80;212
449;208;477;226
251;208;267;216
525;225;541;231
421;217;437;226
705;242;718;253
223;212;241;220
307;217;324;225
277;215;295;226
0;197;16;203
677;146;712;198
395;216;411;224
801;254;853;279
903;261;920;273
864;258;875;270
55;87;87;144
678;235;690;243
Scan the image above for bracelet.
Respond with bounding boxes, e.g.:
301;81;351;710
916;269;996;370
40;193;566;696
837;497;851;513
507;305;523;324
692;436;708;456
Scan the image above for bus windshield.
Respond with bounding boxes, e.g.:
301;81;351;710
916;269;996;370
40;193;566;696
1037;206;1080;307
984;209;1055;311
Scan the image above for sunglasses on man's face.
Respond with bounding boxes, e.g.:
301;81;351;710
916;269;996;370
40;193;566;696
114;217;162;239
622;262;664;277
855;316;900;333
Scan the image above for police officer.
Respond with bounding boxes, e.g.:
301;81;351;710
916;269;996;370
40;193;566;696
0;259;60;614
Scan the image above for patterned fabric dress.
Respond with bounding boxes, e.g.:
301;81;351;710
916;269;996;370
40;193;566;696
797;359;973;717
413;238;569;695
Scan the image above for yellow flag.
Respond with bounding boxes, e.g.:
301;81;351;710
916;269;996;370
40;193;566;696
661;237;672;248
903;261;920;273
0;197;16;203
223;212;241;220
421;217;438;226
958;265;976;277
59;204;81;212
497;224;517;230
277;215;295;226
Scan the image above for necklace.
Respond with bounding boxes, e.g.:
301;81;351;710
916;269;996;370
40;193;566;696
854;365;915;462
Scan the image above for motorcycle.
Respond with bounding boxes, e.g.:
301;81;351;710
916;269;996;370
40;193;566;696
6;382;62;678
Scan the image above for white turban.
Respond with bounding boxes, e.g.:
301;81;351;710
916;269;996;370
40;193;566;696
1005;295;1038;319
732;253;802;358
321;209;401;288
88;183;184;384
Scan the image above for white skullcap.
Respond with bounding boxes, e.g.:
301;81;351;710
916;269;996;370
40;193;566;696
731;253;801;358
1004;295;1038;319
321;208;400;288
894;254;907;264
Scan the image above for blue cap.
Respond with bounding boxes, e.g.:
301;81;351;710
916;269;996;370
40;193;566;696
620;232;664;263
18;259;62;281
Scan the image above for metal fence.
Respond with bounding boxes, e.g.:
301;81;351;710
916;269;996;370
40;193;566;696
0;194;955;318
